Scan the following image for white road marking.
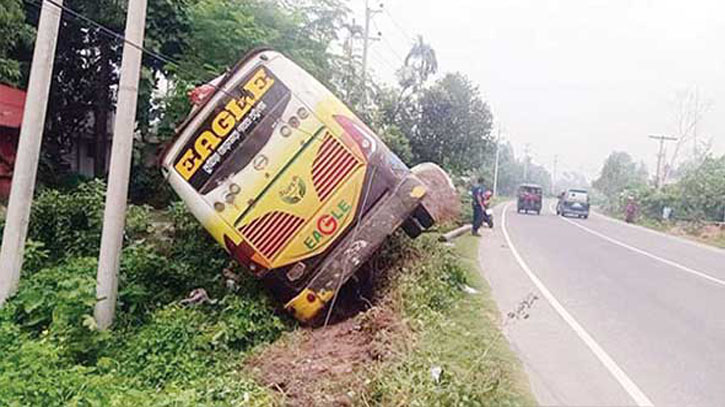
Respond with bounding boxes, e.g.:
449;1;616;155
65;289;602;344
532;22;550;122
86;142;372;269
501;203;654;407
590;211;725;255
559;213;725;289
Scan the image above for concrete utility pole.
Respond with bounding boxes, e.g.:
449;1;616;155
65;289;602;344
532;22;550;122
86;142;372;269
360;0;382;104
523;144;530;182
343;18;362;99
492;127;501;196
0;0;63;306
648;135;677;189
552;155;558;195
94;0;148;330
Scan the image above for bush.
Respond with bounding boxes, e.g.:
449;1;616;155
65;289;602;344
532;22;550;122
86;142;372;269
1;206;287;406
676;156;725;221
167;201;228;274
28;180;106;261
22;239;50;274
129;163;176;208
374;233;468;318
116;298;285;388
27;180;153;265
0;337;121;406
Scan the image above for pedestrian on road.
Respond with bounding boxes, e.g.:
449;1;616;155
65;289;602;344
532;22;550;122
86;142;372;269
471;177;489;236
625;196;638;223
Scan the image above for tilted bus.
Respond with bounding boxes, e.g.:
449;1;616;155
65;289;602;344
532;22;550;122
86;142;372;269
161;49;455;322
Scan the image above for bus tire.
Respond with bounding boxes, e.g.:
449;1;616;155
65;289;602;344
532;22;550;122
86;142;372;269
401;217;423;238
413;204;435;229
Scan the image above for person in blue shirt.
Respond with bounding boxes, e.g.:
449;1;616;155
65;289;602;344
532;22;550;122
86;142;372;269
471;177;489;236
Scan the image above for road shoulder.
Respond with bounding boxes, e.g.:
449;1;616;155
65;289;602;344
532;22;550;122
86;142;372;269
478;203;637;406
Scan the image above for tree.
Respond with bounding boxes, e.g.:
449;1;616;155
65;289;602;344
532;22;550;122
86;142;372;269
412;72;493;174
675;155;725;221
0;0;34;86
593;151;648;199
663;88;712;184
10;0;193;181
388;35;437;122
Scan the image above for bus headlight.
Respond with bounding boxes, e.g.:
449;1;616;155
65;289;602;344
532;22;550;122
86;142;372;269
297;107;309;119
214;202;225;212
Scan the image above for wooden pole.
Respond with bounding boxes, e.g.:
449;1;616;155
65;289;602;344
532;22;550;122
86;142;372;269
94;0;147;329
0;0;63;305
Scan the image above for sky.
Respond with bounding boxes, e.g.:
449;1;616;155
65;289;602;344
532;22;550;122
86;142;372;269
351;0;725;180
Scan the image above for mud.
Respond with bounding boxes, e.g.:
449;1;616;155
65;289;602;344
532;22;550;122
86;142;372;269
248;305;402;406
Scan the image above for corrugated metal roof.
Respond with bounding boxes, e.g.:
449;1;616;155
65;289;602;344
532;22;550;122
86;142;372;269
0;84;27;129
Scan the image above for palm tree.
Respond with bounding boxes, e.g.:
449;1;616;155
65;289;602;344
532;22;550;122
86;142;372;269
392;35;437;120
404;35;438;85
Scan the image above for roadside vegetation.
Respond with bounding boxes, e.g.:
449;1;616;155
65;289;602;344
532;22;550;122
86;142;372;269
0;182;288;405
363;235;534;406
593;151;725;248
0;181;534;405
246;226;534;405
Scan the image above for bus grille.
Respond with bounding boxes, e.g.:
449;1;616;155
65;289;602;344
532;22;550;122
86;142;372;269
239;211;304;260
312;135;362;202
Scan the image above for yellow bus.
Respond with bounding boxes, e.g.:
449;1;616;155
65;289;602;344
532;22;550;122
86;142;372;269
161;49;454;322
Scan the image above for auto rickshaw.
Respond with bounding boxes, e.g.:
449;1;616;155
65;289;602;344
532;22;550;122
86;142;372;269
516;184;543;215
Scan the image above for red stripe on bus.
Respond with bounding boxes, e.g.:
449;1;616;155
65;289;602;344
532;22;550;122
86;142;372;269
259;214;301;256
312;148;348;186
311;137;336;173
317;156;359;200
244;211;283;245
265;217;304;257
316;153;356;196
312;141;345;179
257;213;295;253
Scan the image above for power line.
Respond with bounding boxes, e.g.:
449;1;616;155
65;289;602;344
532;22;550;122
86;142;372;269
371;19;405;64
369;47;400;73
30;0;180;71
383;8;414;42
25;0;239;100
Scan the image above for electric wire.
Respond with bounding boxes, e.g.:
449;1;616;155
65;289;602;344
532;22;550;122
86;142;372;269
383;8;414;42
25;0;240;101
372;19;406;65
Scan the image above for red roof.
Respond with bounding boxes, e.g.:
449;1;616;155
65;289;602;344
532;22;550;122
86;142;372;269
0;84;27;129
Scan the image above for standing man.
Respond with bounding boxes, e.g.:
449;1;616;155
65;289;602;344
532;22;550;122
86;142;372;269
625;196;638;223
471;176;488;236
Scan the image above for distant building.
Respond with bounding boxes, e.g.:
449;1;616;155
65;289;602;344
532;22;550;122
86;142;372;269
0;84;26;200
0;83;115;200
62;110;114;178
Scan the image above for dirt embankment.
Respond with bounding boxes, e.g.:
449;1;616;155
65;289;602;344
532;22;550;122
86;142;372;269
665;222;725;248
248;304;404;406
247;238;413;406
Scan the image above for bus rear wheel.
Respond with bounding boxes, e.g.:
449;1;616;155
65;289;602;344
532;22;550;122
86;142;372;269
401;217;423;238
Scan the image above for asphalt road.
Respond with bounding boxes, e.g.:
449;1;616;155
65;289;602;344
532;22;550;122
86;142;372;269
479;200;725;407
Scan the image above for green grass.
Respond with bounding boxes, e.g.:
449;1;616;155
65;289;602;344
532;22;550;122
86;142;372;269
0;182;288;406
712;234;725;249
362;234;535;406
